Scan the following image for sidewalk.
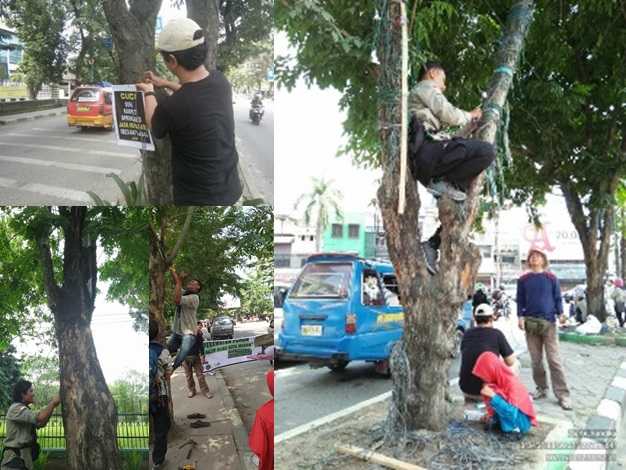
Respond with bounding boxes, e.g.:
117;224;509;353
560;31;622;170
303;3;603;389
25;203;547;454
0;106;67;125
152;367;256;470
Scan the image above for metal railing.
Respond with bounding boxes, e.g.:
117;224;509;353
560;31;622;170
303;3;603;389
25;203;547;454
0;413;149;450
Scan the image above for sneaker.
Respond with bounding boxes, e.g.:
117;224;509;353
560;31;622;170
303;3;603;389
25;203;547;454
558;397;573;410
532;389;548;400
427;180;467;202
203;392;214;399
421;241;438;274
187;391;196;398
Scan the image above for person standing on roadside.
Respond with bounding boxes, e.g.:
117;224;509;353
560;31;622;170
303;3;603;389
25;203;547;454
517;249;572;410
136;18;242;205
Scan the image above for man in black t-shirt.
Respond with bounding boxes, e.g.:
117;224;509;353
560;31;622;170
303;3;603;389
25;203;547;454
136;18;243;205
459;303;518;402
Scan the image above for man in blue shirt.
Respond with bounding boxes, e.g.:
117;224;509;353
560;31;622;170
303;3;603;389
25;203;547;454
517;248;572;410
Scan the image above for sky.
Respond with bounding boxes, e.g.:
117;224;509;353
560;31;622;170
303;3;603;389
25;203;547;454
12;249;147;385
274;32;383;218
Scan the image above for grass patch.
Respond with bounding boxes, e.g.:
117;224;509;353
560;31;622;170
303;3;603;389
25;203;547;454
0;85;28;99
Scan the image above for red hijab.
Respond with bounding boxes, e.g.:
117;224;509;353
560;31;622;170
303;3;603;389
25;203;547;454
249;370;274;470
472;352;537;426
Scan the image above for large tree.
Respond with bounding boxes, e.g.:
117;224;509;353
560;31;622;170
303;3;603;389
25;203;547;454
504;1;626;322
0;207;149;469
4;0;69;98
277;0;534;431
149;206;273;333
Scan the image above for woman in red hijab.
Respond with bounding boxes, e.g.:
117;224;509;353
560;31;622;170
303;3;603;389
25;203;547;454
249;369;274;470
472;351;537;434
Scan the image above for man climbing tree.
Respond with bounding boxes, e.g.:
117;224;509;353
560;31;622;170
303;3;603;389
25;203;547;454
409;61;496;274
277;0;535;431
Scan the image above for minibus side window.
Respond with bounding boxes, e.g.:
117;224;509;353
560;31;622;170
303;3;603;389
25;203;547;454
362;269;384;306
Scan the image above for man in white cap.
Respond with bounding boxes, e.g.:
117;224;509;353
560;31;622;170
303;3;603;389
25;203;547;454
517;248;572;410
136;18;243;206
459;303;518;403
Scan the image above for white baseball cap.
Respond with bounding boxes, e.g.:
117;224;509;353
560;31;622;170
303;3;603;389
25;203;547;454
474;303;494;317
157;18;205;52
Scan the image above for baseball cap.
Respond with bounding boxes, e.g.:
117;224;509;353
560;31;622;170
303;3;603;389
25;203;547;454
157;18;205;53
474;303;494;317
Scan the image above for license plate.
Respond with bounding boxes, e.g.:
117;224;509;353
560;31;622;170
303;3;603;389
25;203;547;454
77;106;90;112
301;325;322;336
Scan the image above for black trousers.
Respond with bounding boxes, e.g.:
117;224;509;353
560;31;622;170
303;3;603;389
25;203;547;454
615;301;625;327
421;138;495;250
427;138;496;191
151;403;170;465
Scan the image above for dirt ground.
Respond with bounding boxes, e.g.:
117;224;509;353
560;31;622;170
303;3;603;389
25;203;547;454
276;400;553;470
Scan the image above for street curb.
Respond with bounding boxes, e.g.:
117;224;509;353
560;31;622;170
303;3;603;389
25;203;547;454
564;360;626;470
215;370;256;470
558;332;626;347
0;107;67;125
235;135;266;205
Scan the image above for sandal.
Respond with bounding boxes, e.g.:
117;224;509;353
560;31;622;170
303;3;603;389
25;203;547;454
190;420;211;428
187;413;206;419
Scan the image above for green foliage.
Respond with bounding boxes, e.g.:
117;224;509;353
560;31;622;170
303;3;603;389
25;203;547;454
294;177;343;250
157;206;273;321
226;38;273;93
19;354;59;405
0;347;21;410
0;208;149;342
121;450;147;470
171;0;273;73
5;0;69;96
88;173;146;206
240;259;272;316
505;0;626;208
109;371;148;414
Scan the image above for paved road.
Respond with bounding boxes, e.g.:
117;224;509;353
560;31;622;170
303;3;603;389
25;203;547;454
275;313;526;436
0;114;140;204
220;320;273;432
233;98;274;205
0;104;273;205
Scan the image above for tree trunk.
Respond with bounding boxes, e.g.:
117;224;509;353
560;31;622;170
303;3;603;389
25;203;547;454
376;0;534;432
102;0;173;204
149;228;168;340
37;207;122;469
562;183;616;323
187;0;219;70
54;301;120;469
616;209;626;279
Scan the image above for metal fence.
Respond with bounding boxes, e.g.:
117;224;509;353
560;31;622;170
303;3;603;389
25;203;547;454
0;413;149;450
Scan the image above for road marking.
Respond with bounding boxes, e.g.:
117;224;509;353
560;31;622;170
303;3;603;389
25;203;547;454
275;346;528;443
275;365;310;379
0;155;122;175
6;132;115;144
0;178;91;203
0;141;136;159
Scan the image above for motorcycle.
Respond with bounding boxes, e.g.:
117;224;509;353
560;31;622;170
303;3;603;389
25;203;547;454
249;104;264;125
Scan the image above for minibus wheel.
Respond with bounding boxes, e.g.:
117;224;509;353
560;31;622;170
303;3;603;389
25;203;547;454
327;360;349;372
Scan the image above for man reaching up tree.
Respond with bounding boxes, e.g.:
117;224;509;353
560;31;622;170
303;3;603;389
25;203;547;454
408;62;496;274
167;267;202;370
137;18;243;205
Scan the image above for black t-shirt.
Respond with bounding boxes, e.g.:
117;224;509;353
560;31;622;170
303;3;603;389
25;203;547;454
152;71;243;205
459;327;514;396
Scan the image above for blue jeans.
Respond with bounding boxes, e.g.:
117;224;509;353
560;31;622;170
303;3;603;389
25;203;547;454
167;333;197;370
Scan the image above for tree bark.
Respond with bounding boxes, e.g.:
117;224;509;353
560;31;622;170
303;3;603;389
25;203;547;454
621;222;626;281
37;207;122;469
148;208;195;338
562;182;616;323
102;0;173;204
376;0;534;432
187;0;220;70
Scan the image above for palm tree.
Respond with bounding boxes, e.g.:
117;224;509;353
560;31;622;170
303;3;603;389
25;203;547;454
294;177;343;253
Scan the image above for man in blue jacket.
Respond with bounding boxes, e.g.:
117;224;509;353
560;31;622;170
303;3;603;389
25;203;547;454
517;248;572;410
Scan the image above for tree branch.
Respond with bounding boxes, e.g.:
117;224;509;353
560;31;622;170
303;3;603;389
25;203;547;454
166;207;195;264
37;210;60;311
